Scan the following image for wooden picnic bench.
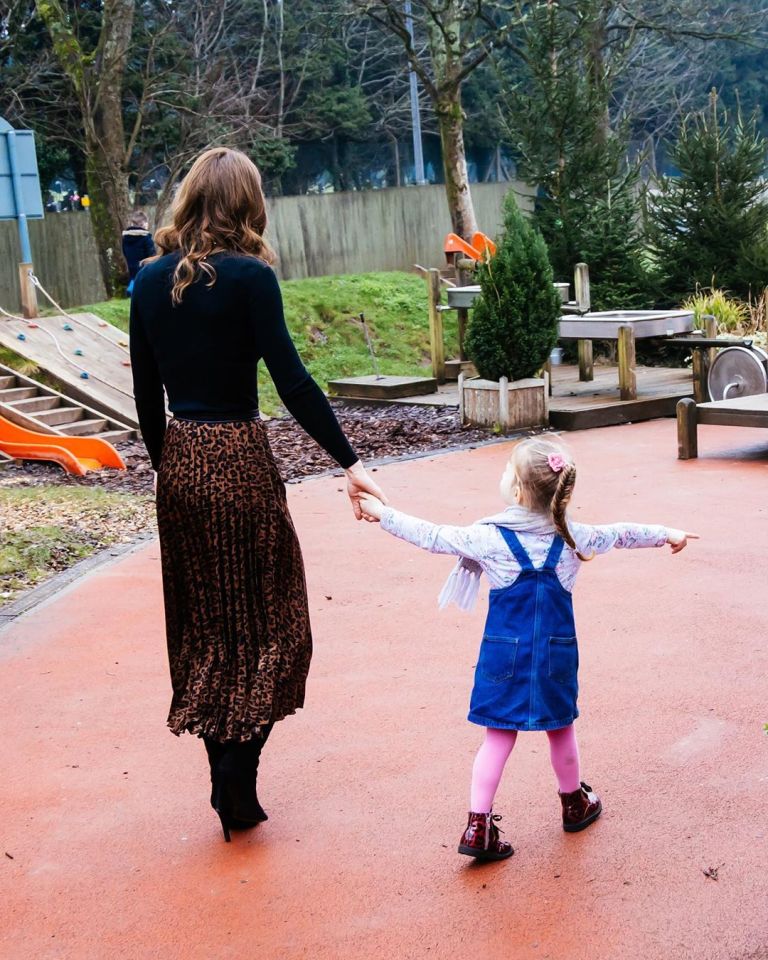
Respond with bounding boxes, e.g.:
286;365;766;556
676;394;768;459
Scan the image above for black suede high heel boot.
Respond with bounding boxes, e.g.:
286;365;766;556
203;726;273;841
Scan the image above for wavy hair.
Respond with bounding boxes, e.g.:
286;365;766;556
511;438;593;562
149;147;275;305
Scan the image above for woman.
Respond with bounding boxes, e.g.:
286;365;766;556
122;211;155;294
129;147;385;841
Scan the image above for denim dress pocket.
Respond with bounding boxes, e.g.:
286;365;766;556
478;636;520;683
548;636;578;684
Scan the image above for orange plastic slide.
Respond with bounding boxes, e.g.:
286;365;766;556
0;415;126;476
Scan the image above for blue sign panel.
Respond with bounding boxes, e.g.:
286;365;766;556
0;120;44;220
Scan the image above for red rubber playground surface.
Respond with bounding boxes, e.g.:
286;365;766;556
2;419;767;960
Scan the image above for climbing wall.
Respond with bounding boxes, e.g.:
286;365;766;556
0;311;138;426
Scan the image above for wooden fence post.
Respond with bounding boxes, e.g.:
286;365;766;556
618;325;637;400
427;268;445;383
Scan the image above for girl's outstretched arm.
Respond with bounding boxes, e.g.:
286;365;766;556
572;522;697;556
359;495;503;564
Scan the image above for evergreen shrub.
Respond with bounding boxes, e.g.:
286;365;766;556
465;193;561;382
646;93;768;301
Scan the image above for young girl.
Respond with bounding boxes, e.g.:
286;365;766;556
359;437;695;862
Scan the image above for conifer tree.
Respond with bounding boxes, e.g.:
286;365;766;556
500;0;652;310
646;92;768;301
465;192;561;383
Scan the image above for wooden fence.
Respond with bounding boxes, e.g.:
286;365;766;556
0;180;532;309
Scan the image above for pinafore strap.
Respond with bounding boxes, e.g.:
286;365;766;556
496;526;565;572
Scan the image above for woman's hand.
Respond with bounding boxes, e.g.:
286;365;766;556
359;493;385;522
667;529;699;553
345;461;388;520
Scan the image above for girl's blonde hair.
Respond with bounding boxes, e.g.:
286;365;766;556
512;437;592;561
148;147;275;305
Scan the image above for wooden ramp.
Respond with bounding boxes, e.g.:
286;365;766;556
0;312;137;427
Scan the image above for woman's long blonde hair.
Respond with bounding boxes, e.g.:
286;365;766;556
512;438;593;561
149;147;275;305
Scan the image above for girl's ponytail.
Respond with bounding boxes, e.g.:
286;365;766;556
551;464;593;562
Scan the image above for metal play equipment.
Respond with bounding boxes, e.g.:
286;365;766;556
706;342;768;401
0;116;44;318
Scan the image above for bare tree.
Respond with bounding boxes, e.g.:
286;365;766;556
352;1;520;239
36;0;135;293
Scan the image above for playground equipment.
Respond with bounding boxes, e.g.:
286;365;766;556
0;284;138;428
707;342;768;401
443;232;497;265
0;414;125;475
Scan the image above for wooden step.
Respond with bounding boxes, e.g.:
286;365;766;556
0;386;38;402
97;428;135;443
6;395;60;413
33;406;84;426
57;417;109;436
0;375;17;389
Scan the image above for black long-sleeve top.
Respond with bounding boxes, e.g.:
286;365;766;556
129;252;358;472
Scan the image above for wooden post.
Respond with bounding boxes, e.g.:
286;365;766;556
427;267;445;383
574;263;591;313
455;261;472;359
498;375;510;432
618;325;637;400
704;314;718;372
18;262;38;319
543;369;551;424
677;397;698;460
542;357;553;395
458;372;465;425
577;339;594;382
692;346;707;403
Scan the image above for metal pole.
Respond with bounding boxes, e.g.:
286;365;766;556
5;130;33;262
404;1;426;185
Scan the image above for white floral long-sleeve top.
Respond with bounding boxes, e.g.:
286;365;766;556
379;507;669;593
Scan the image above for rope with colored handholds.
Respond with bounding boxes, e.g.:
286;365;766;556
0;300;134;396
27;272;130;352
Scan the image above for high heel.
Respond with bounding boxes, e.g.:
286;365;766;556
213;784;232;843
203;728;273;841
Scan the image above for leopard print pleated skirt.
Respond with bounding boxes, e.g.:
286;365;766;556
156;418;312;743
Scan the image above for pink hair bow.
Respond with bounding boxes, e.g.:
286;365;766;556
547;453;567;473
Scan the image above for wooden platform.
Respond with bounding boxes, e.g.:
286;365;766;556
333;364;693;431
0;312;137;426
548;364;693;430
327;374;437;400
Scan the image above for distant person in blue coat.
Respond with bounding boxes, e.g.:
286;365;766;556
122;212;155;295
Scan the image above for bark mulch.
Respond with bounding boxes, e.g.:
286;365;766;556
0;402;496;495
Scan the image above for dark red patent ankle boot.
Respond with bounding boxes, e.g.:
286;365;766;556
559;781;602;832
458;811;514;861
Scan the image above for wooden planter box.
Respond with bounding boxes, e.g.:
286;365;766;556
459;374;549;432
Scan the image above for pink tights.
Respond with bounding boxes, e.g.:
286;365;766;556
469;724;581;813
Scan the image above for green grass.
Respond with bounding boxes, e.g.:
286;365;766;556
78;271;457;416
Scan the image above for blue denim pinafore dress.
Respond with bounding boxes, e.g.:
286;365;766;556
467;527;579;731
